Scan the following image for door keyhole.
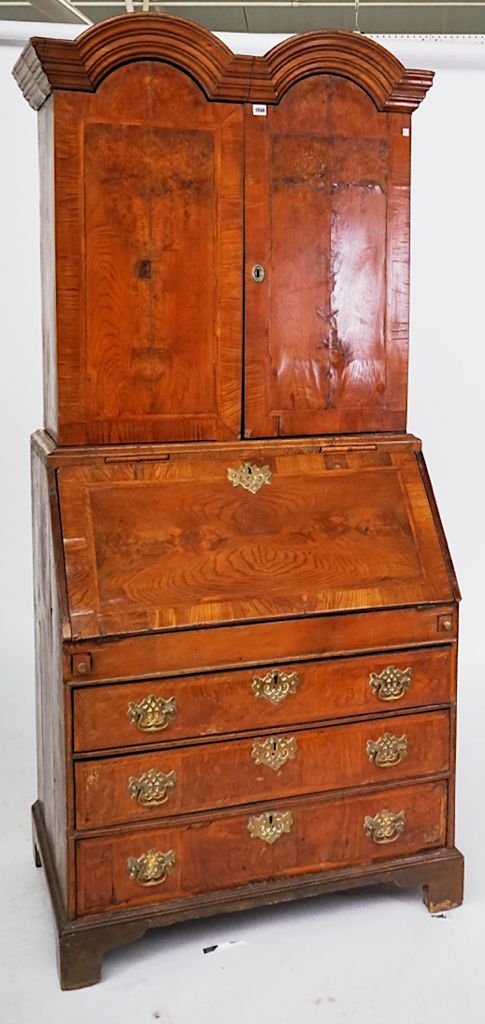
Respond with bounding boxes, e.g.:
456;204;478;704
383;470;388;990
251;264;265;283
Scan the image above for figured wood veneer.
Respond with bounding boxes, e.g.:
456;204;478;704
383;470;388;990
76;779;448;915
72;646;454;752
75;710;450;829
20;17;462;991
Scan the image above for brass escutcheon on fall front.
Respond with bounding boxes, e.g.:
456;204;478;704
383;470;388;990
251;735;297;772
247;810;293;845
127;695;177;732
128;768;177;806
127;849;176;886
251;669;300;705
227;461;272;494
364;809;406;844
366;732;408;768
369;666;412;701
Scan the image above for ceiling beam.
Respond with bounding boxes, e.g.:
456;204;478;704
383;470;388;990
29;0;92;24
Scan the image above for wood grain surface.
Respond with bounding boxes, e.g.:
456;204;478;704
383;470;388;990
46;62;243;445
57;448;453;639
244;76;410;436
72;646;454;752
74;710;450;829
76;779;448;915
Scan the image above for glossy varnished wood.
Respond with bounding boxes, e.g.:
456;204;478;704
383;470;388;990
13;16;433;112
244;76;410;436
76;779;448;915
19;18;462;992
72;646;454;752
57;447;453;640
41;62;243;445
74;710;450;829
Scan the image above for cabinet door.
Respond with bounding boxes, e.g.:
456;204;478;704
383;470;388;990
244;76;410;438
52;62;243;444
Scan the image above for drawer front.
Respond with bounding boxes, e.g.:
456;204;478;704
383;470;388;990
75;710;450;829
76;779;448;915
73;646;453;752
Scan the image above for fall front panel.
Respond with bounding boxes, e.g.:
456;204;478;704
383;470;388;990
52;62;243;445
244;76;410;437
57;448;453;640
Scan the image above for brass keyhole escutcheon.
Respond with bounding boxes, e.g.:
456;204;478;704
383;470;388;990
251;263;265;283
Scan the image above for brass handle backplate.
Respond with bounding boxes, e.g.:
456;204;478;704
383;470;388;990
127;695;177;732
364;809;406;844
366;732;408;768
227;462;272;494
247;810;293;845
251;669;300;706
251;735;297;772
127;849;176;886
370;666;412;702
128;768;177;806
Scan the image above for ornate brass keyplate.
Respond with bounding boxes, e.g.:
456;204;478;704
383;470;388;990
127;695;177;732
369;666;412;701
247;810;293;845
227;462;272;494
251;669;300;705
128;768;177;806
127;849;176;886
364;809;406;844
366;732;408;768
251;736;297;772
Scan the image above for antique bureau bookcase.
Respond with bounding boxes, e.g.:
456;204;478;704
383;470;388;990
14;15;464;989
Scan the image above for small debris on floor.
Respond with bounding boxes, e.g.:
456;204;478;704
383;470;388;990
203;940;247;954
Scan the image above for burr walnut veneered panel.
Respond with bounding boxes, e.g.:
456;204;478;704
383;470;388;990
46;61;243;445
57;448;453;640
244;76;411;437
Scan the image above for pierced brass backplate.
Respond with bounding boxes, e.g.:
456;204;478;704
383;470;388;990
251;669;300;706
251;735;297;772
127;849;176;886
247;810;293;845
128;768;177;806
127;695;177;732
227;462;272;494
364;809;406;844
366;732;408;768
369;666;412;702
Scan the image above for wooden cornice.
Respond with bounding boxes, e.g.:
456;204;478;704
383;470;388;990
13;13;433;112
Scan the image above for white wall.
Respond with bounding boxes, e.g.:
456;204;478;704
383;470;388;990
1;25;484;760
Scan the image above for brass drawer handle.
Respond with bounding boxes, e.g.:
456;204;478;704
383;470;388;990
251;736;297;772
370;666;412;701
227;462;272;494
364;809;406;844
127;695;177;732
127;849;176;886
251;669;300;706
247;810;293;845
128;768;177;807
366;732;408;768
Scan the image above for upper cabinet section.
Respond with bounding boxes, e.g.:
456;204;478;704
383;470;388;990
14;16;433;446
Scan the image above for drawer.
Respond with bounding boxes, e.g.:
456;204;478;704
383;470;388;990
75;710;450;829
76;779;448;915
73;646;454;752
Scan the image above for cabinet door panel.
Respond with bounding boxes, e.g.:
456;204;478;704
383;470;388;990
244;75;410;437
53;62;243;444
